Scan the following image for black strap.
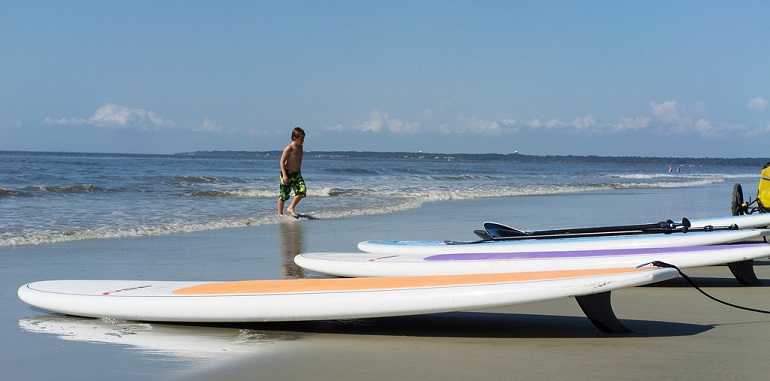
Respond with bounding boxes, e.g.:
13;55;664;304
650;261;770;315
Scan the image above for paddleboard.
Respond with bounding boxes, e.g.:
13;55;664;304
296;243;770;278
358;228;770;255
18;267;675;324
480;214;770;239
688;214;770;229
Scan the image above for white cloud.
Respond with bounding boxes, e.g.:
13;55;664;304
528;118;568;129
354;110;420;134
355;110;387;132
571;114;596;129
461;116;500;134
610;116;650;131
650;100;693;130
327;97;764;142
453;116;510;135
648;99;756;138
693;118;715;136
45;104;173;129
527;119;543;129
748;96;768;112
545;118;566;129
387;118;420;134
196;117;222;133
322;123;345;132
524;115;595;131
649;100;716;135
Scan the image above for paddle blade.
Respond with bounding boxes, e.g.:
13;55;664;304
483;222;529;238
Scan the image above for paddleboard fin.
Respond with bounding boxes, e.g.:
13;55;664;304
575;292;632;334
727;260;763;286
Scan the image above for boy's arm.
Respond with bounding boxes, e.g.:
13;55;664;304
279;146;291;183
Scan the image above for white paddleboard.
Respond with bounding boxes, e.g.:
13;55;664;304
689;214;770;229
481;214;770;239
18;267;675;323
296;243;770;277
358;228;770;255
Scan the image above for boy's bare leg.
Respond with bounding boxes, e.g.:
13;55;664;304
277;199;285;215
287;195;303;218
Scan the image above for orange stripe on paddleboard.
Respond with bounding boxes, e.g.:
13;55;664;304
172;267;650;295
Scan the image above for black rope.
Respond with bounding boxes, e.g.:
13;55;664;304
651;261;770;314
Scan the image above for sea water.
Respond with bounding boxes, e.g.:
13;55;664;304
0;150;762;247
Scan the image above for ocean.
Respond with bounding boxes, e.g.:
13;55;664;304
0;150;764;247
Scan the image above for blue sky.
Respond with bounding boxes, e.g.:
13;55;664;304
2;1;769;157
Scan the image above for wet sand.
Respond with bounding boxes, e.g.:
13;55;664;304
4;186;770;380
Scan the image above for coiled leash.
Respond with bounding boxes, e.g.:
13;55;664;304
644;261;770;314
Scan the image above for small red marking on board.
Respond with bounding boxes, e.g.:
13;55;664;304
102;285;151;295
369;255;398;262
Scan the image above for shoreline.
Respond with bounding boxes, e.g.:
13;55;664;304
1;183;729;249
5;184;770;380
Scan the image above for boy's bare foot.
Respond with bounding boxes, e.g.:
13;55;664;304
287;208;299;218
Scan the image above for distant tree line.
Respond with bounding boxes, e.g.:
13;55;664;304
179;150;770;167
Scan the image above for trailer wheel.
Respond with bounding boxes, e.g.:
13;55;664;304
732;183;745;215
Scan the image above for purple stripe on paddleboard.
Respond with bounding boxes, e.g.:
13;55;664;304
424;244;767;261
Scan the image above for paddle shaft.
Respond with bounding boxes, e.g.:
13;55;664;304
448;219;739;245
484;219;687;238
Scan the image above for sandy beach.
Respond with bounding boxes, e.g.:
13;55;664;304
4;185;770;380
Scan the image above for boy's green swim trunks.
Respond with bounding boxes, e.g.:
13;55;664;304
279;170;306;201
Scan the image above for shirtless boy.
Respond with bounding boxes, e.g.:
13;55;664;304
278;127;306;218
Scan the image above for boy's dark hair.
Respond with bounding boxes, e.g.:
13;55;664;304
292;127;305;140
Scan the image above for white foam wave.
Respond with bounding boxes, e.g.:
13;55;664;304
186;189;277;198
612;172;755;180
308;187;335;197
0;218;269;247
0;176;735;247
610;179;719;189
185;187;335;198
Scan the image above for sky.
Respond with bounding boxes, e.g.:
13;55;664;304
2;1;769;157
